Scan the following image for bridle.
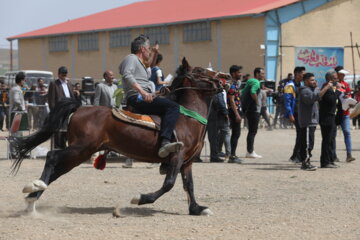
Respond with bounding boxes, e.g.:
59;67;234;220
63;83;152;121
171;73;222;94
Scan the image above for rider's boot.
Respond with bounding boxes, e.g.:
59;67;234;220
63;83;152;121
158;138;184;158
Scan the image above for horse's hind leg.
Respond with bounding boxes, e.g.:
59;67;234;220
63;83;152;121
130;154;182;206
23;144;94;214
181;163;213;216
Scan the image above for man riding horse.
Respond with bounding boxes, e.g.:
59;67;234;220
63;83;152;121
119;35;184;158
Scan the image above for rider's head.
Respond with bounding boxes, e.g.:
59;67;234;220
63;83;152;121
131;35;150;54
131;35;151;62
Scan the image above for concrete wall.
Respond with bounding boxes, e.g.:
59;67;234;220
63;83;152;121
17;16;265;82
280;0;360;79
220;17;265;75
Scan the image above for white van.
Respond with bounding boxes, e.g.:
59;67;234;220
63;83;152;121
4;70;54;88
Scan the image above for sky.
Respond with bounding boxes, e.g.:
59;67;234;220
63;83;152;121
0;0;142;49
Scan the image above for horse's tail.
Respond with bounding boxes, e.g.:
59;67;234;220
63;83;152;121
10;98;81;174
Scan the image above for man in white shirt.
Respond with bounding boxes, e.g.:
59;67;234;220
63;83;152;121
9;72;27;158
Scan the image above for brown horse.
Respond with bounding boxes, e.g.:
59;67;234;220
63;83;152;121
11;58;228;216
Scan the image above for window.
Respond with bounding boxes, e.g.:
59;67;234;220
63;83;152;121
144;26;169;45
49;36;68;52
109;30;131;48
78;33;98;51
183;21;211;42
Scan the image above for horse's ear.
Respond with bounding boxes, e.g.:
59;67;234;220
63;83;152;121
182;57;191;72
182;77;192;87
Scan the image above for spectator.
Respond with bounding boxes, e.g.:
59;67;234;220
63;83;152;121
242;74;251;84
150;54;169;91
35;78;49;128
272;86;286;129
73;82;82;105
352;87;360;129
241;67;264;159
94;70;118;108
24;85;39;130
278;73;293;90
0;81;7;131
48;66;75;149
217;79;231;162
207;79;231;163
9;72;27;158
333;66;356;162
298;73;328;170
284;66;306;163
259;82;273;130
319;71;340;168
226;65;243;163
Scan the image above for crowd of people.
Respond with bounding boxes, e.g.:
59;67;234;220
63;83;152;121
206;63;360;171
2;34;360;172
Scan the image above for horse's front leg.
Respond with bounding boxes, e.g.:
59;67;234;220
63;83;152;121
181;163;213;216
130;153;183;205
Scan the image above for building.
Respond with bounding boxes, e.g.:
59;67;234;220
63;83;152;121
7;0;360;84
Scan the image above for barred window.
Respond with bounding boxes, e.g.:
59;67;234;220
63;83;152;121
78;33;99;51
183;21;211;42
109;30;131;48
144;26;169;45
49;36;68;52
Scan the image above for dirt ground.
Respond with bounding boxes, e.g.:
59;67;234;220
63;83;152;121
0;127;359;240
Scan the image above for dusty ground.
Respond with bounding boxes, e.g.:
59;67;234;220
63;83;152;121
0;127;359;240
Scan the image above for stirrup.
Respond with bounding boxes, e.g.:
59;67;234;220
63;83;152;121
158;142;184;158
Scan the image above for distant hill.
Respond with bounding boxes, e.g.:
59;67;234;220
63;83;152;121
0;48;18;75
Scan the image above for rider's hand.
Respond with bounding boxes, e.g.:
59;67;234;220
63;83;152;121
142;91;153;103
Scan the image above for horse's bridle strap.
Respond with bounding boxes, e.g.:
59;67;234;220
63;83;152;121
179;105;207;125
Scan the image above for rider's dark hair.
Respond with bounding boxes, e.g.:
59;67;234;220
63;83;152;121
229;65;242;75
131;34;149;54
15;72;25;84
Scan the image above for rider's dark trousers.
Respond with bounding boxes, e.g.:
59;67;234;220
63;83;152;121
127;95;180;141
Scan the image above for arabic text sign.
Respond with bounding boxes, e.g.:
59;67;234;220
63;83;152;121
295;47;344;86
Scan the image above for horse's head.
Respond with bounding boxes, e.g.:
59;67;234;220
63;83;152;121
169;58;227;100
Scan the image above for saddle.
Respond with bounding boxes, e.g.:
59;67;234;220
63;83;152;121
112;108;161;130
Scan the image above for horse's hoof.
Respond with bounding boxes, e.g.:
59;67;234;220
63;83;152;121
25;197;37;214
112;204;122;218
130;194;141;205
201;208;214;216
23;180;47;193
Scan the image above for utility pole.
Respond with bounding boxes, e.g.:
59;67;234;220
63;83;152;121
9;40;13;71
350;32;356;88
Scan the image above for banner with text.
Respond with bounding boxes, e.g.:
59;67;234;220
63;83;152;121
295;47;344;87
